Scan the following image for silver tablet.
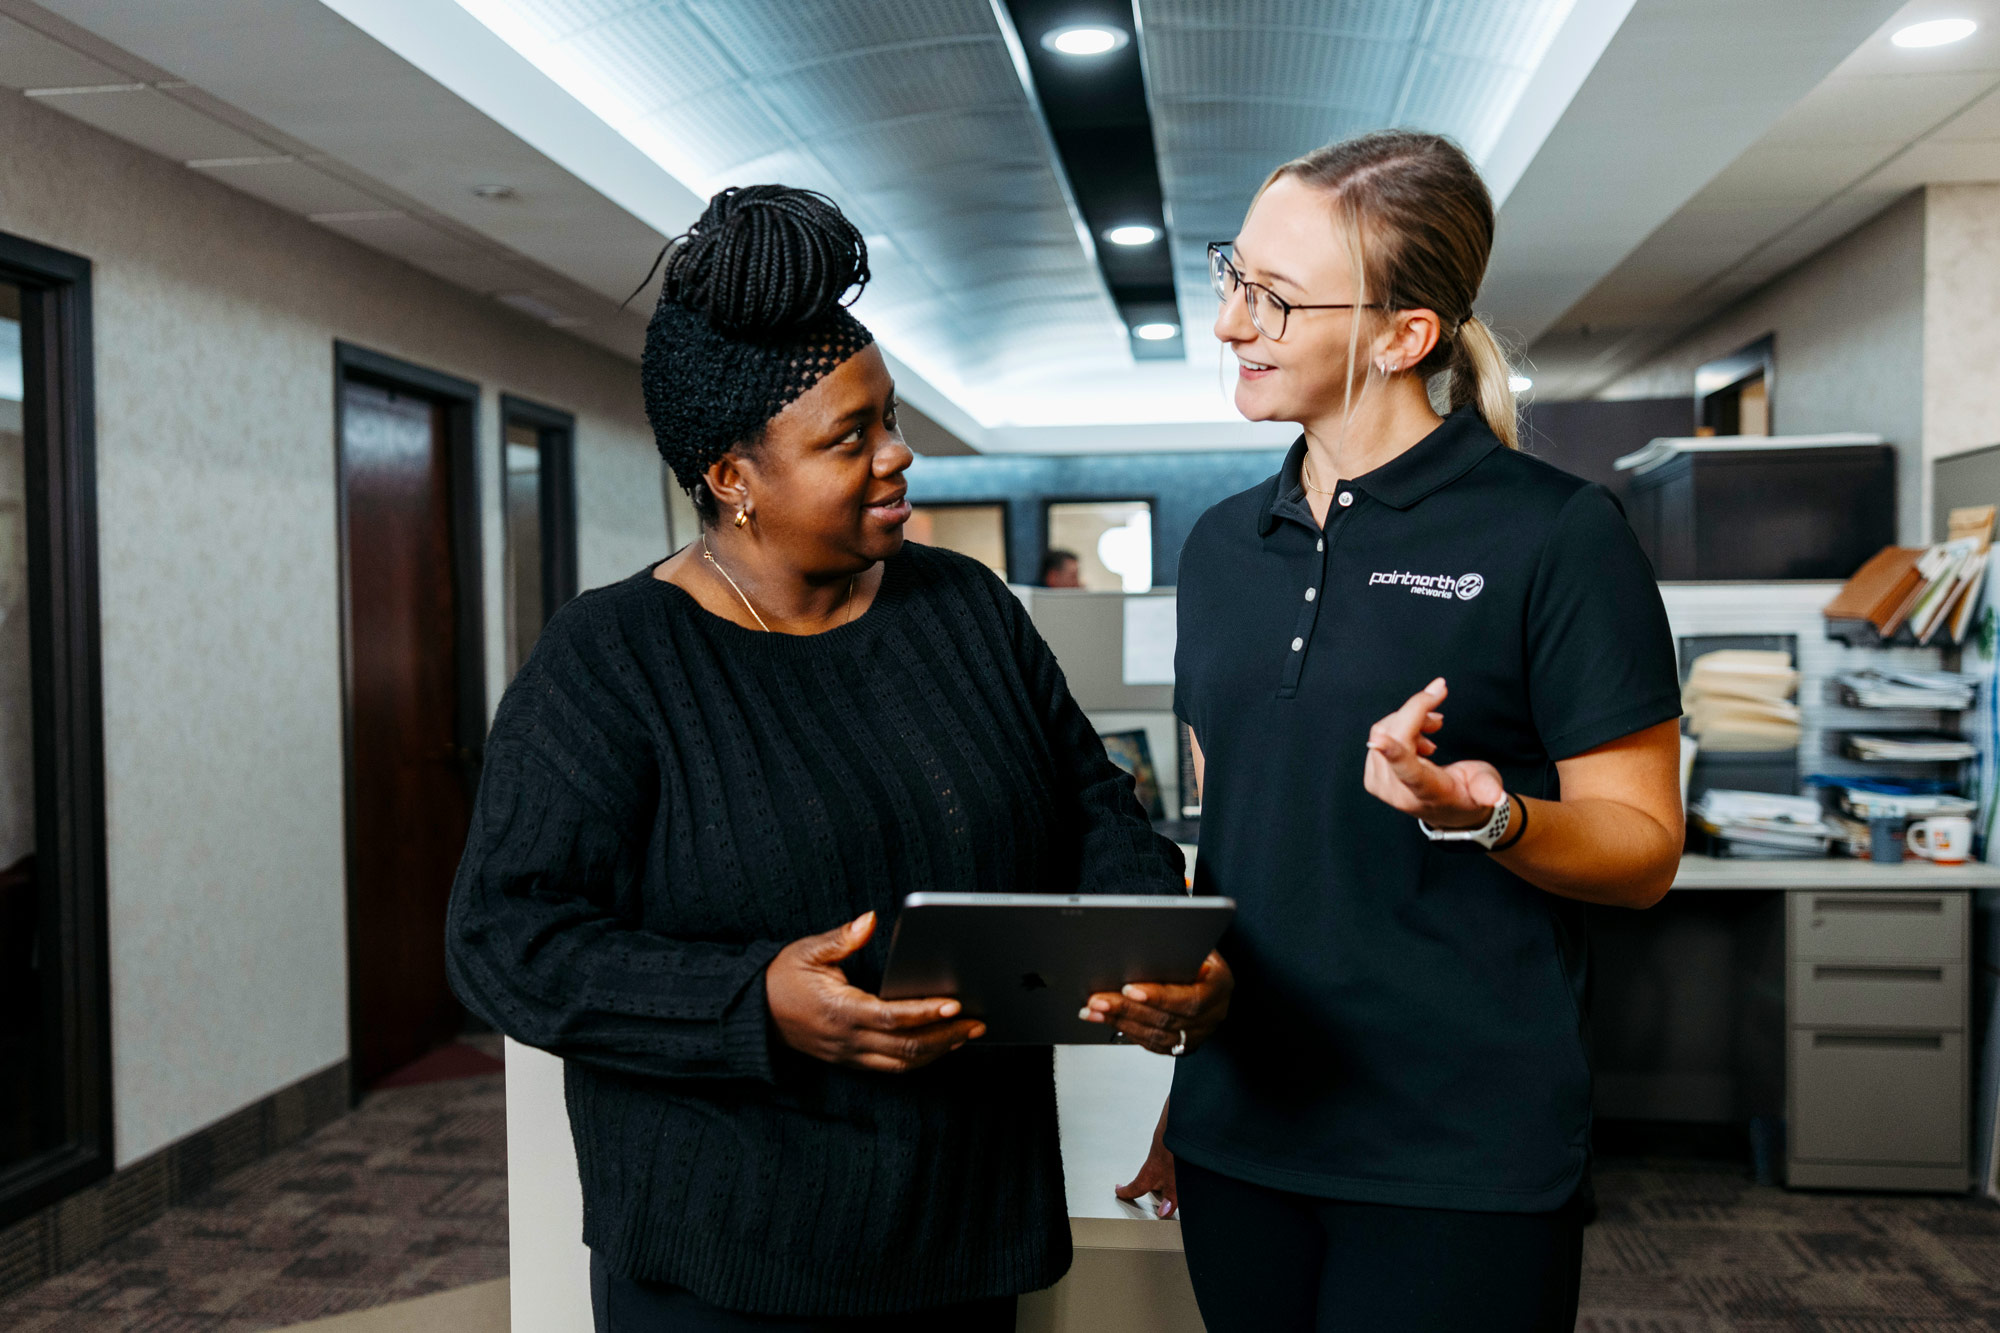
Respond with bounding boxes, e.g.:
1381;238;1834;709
879;892;1235;1045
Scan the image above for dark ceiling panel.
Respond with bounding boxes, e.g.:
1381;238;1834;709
1000;0;1183;360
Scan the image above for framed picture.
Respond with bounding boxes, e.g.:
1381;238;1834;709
1100;728;1164;821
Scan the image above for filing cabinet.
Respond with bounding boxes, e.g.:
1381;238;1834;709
1785;890;1969;1191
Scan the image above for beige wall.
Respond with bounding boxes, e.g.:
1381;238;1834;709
0;90;665;1166
1923;184;2000;476
1600;192;1928;543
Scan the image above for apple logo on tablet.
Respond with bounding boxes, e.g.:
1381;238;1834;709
1019;972;1048;992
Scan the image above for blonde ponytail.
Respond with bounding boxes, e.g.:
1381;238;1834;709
1448;316;1518;450
1270;132;1518;445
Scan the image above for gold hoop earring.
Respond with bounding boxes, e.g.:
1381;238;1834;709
734;507;749;529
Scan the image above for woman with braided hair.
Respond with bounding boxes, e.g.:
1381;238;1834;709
445;184;1232;1331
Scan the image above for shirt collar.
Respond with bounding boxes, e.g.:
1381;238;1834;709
1257;406;1501;536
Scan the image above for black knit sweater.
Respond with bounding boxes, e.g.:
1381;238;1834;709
445;543;1186;1316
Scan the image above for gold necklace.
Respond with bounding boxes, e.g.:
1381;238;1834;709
701;538;856;633
1300;455;1337;496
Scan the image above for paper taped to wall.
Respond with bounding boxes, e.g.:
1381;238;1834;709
1122;595;1176;686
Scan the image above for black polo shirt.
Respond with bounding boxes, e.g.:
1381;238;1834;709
1168;406;1679;1212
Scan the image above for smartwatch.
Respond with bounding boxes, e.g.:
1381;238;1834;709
1419;795;1512;853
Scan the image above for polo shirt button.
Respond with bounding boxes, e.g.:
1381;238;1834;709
1317;538;1325;552
1338;491;1354;507
1291;637;1304;651
1305;588;1317;601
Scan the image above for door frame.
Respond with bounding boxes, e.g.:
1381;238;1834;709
331;342;486;1103
0;231;111;1229
499;394;578;626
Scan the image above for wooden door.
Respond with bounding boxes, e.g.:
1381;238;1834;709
341;378;473;1089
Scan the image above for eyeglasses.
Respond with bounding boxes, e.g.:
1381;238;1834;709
1208;242;1384;341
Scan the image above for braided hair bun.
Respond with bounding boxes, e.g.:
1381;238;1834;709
641;184;878;499
662;185;870;338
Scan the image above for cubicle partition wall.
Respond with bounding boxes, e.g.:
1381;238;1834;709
1932;444;2000;1198
1018;586;1181;820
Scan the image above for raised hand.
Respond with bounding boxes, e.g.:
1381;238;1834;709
1363;677;1503;828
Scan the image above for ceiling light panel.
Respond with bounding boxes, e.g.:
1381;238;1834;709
459;0;1121;411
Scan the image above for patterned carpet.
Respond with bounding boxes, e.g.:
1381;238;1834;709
0;1069;506;1332
6;1065;2000;1331
1581;1160;2000;1332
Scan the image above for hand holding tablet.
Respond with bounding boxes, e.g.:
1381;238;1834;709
1081;948;1234;1056
766;911;986;1073
880;892;1235;1047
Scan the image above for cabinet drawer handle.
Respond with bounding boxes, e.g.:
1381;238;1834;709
1812;897;1944;915
1812;965;1945;984
1812;1032;1944;1050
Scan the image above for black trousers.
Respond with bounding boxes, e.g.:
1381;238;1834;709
1176;1158;1583;1333
589;1252;1018;1332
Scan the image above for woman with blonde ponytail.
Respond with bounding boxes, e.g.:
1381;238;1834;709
1100;132;1685;1330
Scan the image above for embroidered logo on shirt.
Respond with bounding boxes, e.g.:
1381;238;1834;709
1368;570;1486;601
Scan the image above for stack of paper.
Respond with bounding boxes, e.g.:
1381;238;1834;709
1691;789;1835;858
1844;734;1977;762
1684;649;1800;752
1830;787;1975;821
1833;669;1978;711
1823;506;1996;645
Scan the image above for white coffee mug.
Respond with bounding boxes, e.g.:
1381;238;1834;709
1907;815;1972;865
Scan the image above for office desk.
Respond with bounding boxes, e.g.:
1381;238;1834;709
1600;854;2000;1192
1671;853;2000;892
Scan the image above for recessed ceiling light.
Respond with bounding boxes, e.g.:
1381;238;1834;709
1509;374;1533;393
1133;322;1179;341
1892;18;1977;47
1042;26;1129;57
1105;224;1160;246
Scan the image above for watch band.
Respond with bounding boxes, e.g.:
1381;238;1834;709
1419;795;1511;851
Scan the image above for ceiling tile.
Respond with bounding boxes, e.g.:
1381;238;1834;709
642;84;793;178
757;39;1018;132
312;211;533;294
683;0;997;77
193;157;391;215
1425;0;1580;68
1141;0;1427;43
0;13;129;89
1144;28;1404;109
1761;71;1999;144
807;107;1051;189
1155;99;1377;158
1397;52;1527;155
506;0;659;42
1828;6;2000;78
30;86;275;161
1929;81;2000;139
559;6;740;112
1696;138;1910;203
1864;136;2000;187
